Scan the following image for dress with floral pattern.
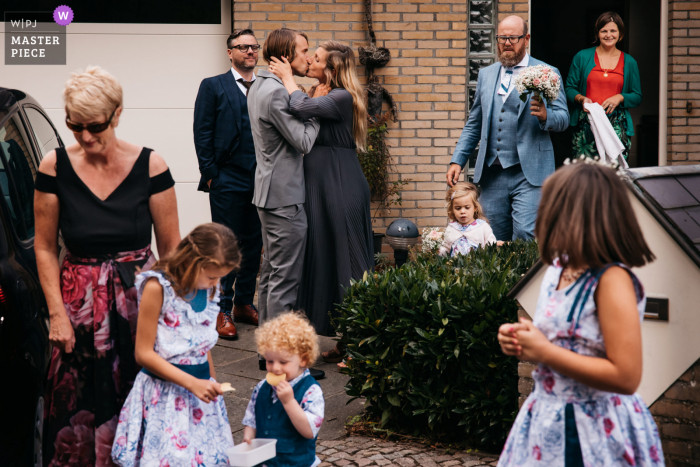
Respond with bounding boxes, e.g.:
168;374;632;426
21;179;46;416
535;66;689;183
498;261;664;467
111;271;234;467
44;246;155;467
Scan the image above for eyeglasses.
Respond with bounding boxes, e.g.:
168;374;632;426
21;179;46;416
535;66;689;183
230;44;261;53
65;109;116;134
496;35;526;44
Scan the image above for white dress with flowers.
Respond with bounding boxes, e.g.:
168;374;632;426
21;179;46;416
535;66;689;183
498;261;664;467
111;271;234;467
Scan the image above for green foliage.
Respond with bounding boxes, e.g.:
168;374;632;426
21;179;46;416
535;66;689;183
335;240;539;448
358;117;409;217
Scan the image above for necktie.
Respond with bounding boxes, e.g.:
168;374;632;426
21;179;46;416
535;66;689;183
237;78;253;96
500;68;513;95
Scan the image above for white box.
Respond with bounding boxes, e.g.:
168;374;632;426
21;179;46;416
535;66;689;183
226;439;277;467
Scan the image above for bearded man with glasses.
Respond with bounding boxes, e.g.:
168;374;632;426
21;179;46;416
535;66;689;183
193;29;263;339
446;15;569;241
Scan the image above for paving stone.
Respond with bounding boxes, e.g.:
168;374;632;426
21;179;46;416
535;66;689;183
375;460;392;466
394;458;416;466
325;449;339;455
433;455;454;462
326;457;341;463
440;461;462;466
335;460;353;466
369;454;386;460
356;459;374;467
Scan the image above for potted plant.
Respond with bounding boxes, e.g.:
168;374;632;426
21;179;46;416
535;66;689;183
357;113;409;261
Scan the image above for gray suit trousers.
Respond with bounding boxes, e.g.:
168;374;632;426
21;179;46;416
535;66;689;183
257;203;308;328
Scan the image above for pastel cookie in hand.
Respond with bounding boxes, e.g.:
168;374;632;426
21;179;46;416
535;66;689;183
266;372;285;387
220;382;235;393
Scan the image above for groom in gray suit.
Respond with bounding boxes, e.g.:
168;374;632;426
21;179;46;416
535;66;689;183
247;28;320;364
446;16;569;241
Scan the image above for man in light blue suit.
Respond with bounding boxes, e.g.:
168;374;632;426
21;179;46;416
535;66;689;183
446;15;569;241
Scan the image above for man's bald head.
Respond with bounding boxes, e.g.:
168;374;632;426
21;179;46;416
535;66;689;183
498;15;528;36
496;15;530;67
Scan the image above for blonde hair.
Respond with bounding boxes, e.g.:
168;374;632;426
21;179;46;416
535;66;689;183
153;223;241;299
64;66;123;121
255;312;320;365
318;41;368;152
445;182;488;223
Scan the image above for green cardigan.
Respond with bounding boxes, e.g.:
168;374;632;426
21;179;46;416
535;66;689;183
564;47;642;136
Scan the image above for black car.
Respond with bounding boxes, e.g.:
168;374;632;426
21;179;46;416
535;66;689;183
0;88;64;467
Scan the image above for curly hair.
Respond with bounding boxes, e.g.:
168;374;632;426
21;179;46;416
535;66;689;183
445;182;488;223
255;312;320;365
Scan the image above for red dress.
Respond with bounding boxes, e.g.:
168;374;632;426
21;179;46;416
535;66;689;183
587;51;624;104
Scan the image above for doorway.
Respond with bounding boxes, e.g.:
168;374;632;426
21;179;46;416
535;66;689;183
530;0;661;168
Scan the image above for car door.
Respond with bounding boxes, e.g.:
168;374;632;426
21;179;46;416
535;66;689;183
0;108;51;467
22;105;63;157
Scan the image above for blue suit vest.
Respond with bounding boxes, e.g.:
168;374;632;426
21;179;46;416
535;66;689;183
486;90;520;168
254;374;319;467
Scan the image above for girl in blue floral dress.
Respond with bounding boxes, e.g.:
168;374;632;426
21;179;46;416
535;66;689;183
497;162;664;466
111;223;240;466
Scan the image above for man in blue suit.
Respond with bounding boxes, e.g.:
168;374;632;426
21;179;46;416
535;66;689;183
194;29;262;339
446;16;569;241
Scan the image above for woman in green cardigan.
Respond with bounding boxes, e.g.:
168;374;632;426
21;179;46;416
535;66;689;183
565;11;642;159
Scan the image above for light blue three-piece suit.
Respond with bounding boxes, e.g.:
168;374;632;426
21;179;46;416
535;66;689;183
450;55;569;241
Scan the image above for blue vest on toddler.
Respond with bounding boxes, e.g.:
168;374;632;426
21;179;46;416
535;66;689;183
254;374;319;467
485;89;521;169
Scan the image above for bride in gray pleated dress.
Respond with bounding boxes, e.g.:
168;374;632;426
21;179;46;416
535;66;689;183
268;41;373;349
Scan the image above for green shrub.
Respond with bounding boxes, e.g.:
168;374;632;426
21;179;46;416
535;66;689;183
335;240;539;448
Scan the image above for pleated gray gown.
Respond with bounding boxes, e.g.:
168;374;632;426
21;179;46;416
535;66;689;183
290;88;374;336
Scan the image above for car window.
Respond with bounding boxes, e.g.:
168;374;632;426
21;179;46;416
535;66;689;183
0;115;37;241
24;106;60;156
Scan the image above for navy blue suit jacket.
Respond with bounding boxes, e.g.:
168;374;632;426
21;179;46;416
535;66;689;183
193;70;254;192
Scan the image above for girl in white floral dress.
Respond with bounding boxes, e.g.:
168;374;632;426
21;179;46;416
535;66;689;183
439;182;503;257
112;223;240;466
497;163;664;466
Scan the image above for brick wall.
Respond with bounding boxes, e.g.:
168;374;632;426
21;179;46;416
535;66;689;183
234;0;474;238
668;0;700;166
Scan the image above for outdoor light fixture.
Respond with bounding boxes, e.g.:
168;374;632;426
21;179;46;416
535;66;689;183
385;218;419;268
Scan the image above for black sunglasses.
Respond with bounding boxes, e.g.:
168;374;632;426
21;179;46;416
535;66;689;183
65;109;116;134
230;44;261;53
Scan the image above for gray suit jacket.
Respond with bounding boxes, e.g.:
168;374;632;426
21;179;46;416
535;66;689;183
248;70;320;209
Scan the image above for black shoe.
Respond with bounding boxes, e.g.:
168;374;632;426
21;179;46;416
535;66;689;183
259;359;266;371
309;368;325;380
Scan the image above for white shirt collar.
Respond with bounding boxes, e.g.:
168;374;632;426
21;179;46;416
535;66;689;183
231;67;255;83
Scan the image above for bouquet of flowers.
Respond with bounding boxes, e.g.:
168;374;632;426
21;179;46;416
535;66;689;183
421;227;445;254
513;64;561;105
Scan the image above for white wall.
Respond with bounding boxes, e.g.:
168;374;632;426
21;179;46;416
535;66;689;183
515;191;700;406
0;2;234;239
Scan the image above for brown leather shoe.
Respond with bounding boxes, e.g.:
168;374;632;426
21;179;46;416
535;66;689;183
217;313;238;340
233;304;259;326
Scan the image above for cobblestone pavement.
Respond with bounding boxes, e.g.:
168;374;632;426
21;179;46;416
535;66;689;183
316;437;500;467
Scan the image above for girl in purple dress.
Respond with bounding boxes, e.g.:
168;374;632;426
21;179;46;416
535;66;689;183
497;162;663;466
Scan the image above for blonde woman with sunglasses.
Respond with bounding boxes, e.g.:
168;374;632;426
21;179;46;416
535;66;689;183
34;66;181;465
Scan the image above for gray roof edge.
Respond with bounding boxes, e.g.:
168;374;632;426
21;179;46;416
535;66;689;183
507;259;544;300
624;165;700;181
625;180;700;271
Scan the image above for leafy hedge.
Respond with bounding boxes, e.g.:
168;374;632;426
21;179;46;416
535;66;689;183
335;240;539;448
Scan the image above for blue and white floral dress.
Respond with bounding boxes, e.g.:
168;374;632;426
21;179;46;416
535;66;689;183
111;271;234;467
498;261;664;467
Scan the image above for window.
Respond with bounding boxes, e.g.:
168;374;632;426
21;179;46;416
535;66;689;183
468;1;497;111
0;115;38;241
24;106;61;157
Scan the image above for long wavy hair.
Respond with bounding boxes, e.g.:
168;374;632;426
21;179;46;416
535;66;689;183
153;223;241;299
319;41;367;152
